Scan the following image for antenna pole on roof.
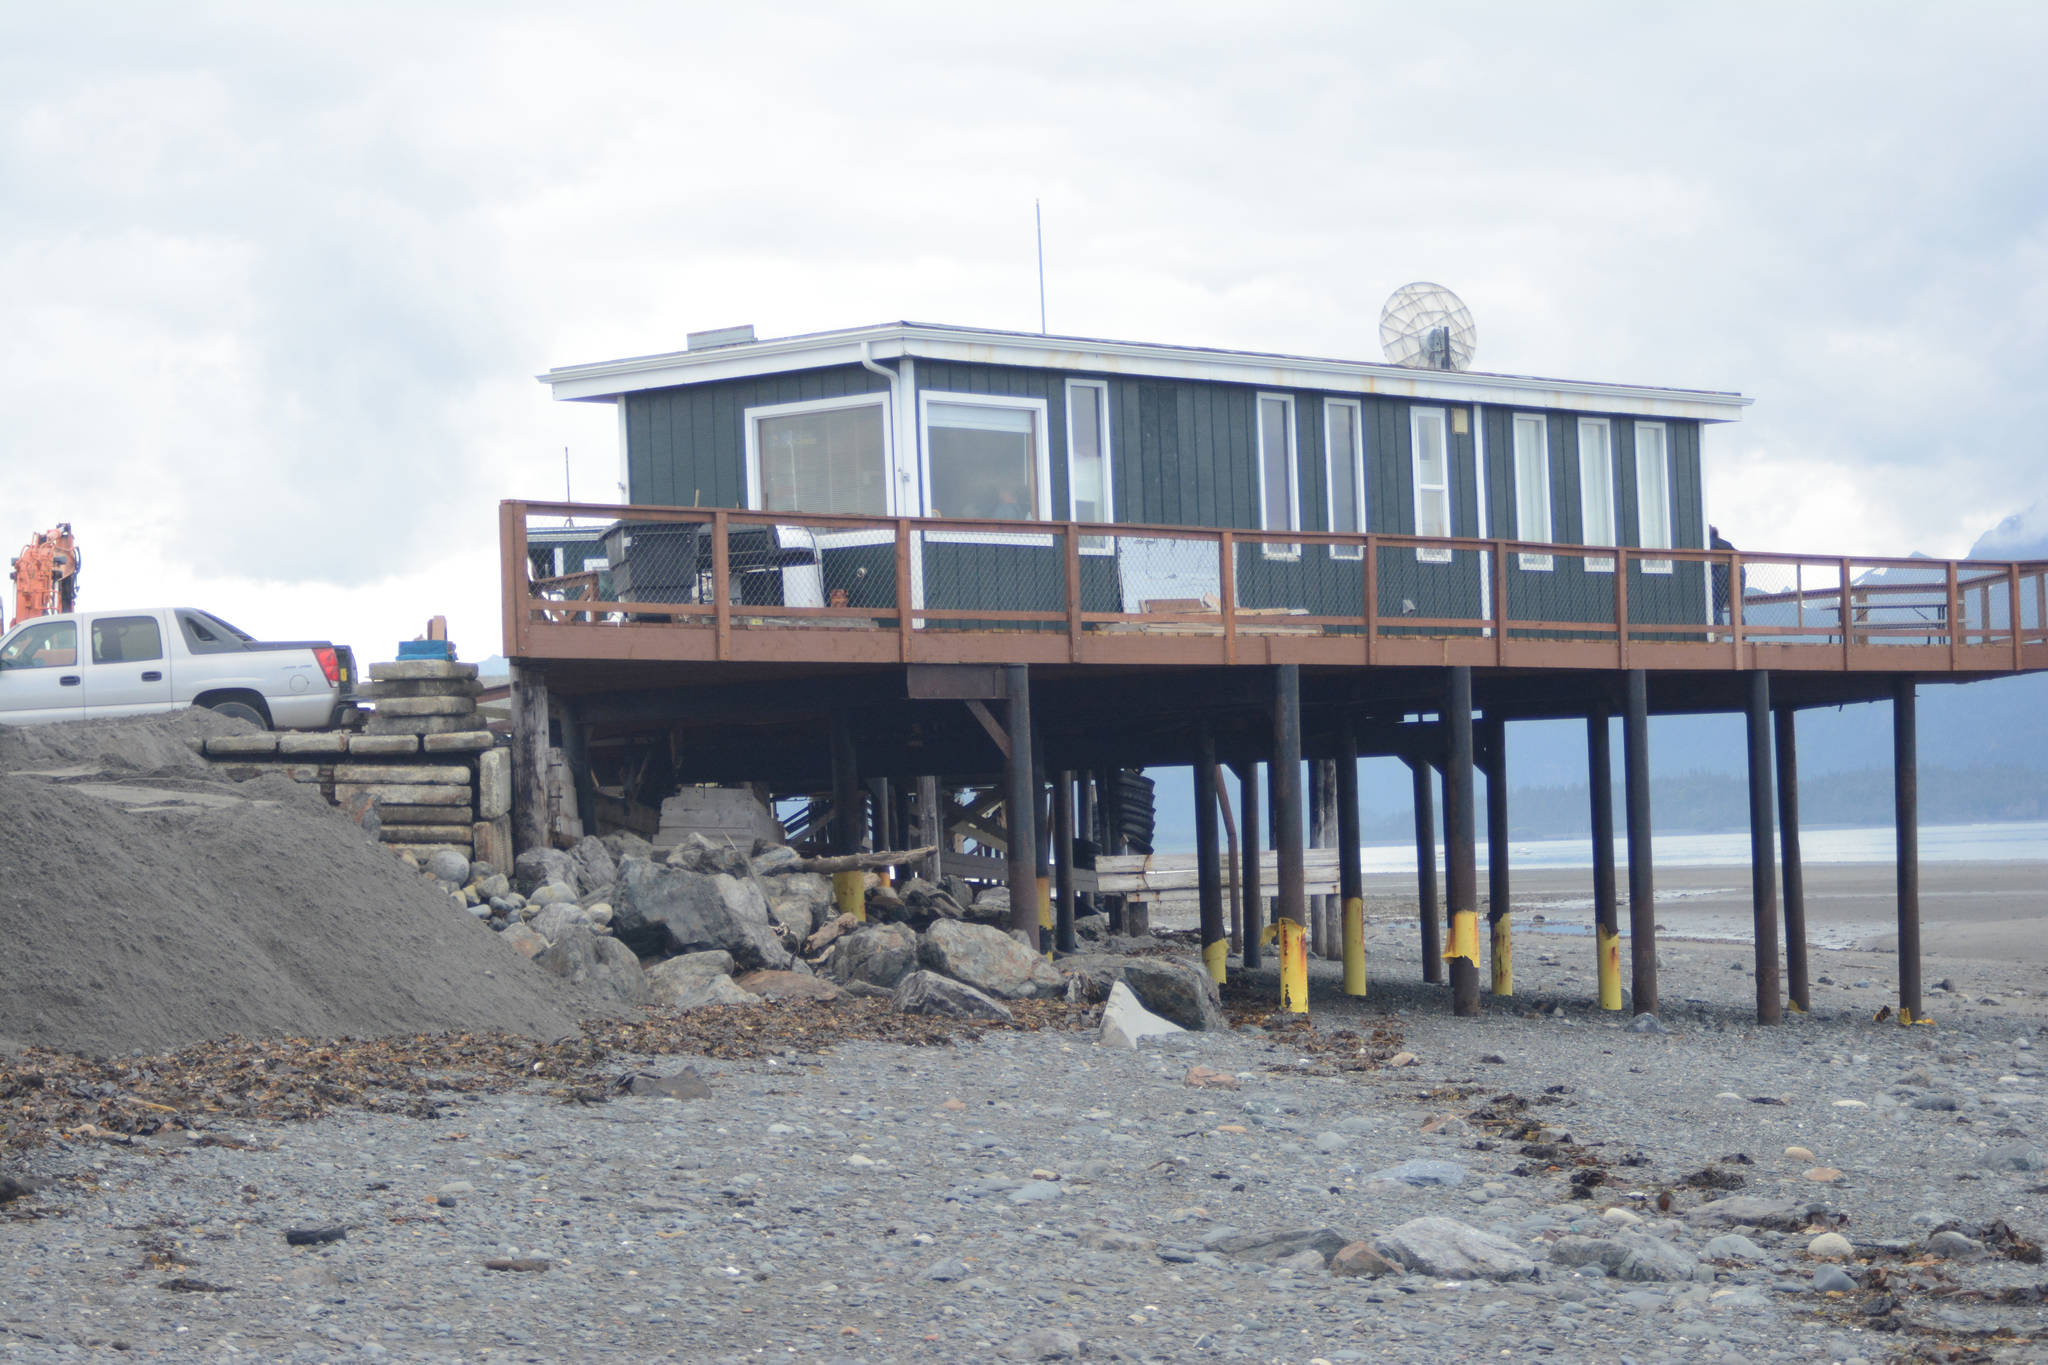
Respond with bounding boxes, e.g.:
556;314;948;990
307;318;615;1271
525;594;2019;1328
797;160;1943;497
564;447;573;526
1035;198;1046;334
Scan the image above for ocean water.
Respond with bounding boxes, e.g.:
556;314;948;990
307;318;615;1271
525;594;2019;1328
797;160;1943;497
1359;819;2048;875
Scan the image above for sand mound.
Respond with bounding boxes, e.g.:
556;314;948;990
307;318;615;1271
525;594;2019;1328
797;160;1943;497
0;712;609;1057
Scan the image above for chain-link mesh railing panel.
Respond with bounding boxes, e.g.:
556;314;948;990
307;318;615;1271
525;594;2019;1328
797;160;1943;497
1084;531;1226;637
1235;532;1366;633
1503;545;1620;643
1623;552;1712;642
1843;560;1950;647
1738;559;1837;646
916;526;1068;632
523;513;716;626
1373;542;1486;637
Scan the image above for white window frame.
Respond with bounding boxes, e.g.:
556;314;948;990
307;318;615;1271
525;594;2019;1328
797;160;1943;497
1411;406;1453;564
1578;416;1616;573
1065;379;1114;555
1635;421;1674;574
1324;398;1365;560
742;391;897;547
1256;392;1300;560
1512;413;1554;571
917;390;1054;546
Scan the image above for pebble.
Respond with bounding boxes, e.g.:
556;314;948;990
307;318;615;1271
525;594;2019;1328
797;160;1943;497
1807;1232;1854;1260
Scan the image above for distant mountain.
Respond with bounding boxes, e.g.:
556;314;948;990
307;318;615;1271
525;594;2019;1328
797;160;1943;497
1967;501;2048;561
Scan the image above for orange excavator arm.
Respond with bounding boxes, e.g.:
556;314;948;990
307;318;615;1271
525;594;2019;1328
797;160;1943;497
9;524;81;630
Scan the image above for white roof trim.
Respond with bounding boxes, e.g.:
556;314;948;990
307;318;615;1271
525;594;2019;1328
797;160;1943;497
540;322;1752;422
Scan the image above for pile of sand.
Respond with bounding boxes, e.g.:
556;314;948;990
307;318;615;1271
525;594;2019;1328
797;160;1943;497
0;712;608;1057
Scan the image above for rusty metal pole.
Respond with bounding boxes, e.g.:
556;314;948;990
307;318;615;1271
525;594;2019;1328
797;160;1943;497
1410;756;1442;984
1483;714;1512;997
1235;761;1263;970
1622;669;1658;1017
1194;725;1226;984
1774;707;1810;1012
1745;671;1783;1024
1895;677;1922;1023
1444;667;1482;1016
1004;666;1039;949
1033;730;1053;952
1588;702;1621;1010
830;711;865;921
1272;665;1308;1012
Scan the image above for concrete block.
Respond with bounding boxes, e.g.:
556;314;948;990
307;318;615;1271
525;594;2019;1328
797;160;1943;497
355;678;484;700
373;695;477;717
346;734;419;756
378;825;473;845
331;763;472;786
365;714;475;737
369;660;479;682
472;816;513;871
277;732;351;756
333;783;473;808
476;748;511;819
374;803;477;825
202;735;280;758
423;731;496;754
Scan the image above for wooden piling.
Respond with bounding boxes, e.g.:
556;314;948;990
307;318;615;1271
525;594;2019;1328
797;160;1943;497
1622;669;1658;1017
1745;671;1782;1024
1272;665;1307;1013
1483;714;1512;997
1410;756;1442;983
1444;667;1481;1017
1194;726;1226;982
1004;666;1039;949
1235;762;1263;970
1588;703;1621;1010
1054;769;1078;955
1336;715;1366;996
1895;677;1922;1023
1774;708;1810;1012
830;712;864;920
508;662;550;856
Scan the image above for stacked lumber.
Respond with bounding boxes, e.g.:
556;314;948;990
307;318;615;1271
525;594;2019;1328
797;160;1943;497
197;659;513;869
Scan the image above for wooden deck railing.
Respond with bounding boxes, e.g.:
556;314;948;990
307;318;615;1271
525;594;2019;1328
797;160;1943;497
501;499;2048;675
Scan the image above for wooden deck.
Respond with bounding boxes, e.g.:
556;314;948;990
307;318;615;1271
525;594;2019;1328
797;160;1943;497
503;500;2048;680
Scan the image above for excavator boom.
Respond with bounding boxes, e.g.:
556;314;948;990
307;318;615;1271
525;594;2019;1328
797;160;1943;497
9;524;81;630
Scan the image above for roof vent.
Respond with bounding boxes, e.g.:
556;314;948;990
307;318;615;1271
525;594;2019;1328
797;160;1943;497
687;324;756;351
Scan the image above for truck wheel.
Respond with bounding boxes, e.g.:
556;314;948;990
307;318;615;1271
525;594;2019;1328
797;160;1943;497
205;699;268;728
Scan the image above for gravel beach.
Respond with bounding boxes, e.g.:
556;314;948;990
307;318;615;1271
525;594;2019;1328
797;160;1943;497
5;900;2044;1365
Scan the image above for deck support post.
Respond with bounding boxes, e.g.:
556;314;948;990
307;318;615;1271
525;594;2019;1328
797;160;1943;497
1745;671;1783;1024
1588;703;1621;1010
915;776;942;884
1774;709;1809;1012
1895;677;1922;1023
1194;726;1226;983
1623;669;1658;1016
1095;768;1122;934
1235;762;1263;970
1311;761;1337;958
1410;756;1441;983
1003;666;1039;950
1444;667;1481;1017
509;662;550;856
1336;715;1366;996
559;696;594;844
1054;769;1078;955
1033;732;1053;952
1483;714;1512;997
1076;774;1097;919
1271;665;1308;1013
830;712;864;921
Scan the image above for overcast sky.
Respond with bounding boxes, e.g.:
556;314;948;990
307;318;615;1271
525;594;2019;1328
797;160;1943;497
5;2;2045;661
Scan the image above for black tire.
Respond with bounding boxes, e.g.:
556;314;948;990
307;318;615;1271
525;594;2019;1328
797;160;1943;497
204;699;268;728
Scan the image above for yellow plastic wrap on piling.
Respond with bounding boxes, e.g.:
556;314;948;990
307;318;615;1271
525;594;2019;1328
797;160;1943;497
1278;919;1308;1014
1036;876;1052;957
1597;924;1622;1010
834;870;865;923
1341;896;1366;997
1490;916;1513;997
1443;910;1479;965
1203;937;1228;984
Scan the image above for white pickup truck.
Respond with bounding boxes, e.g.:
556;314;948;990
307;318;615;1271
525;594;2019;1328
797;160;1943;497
0;607;358;729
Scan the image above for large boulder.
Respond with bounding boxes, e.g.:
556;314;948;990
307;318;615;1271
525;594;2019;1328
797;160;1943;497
611;858;791;969
765;872;835;940
424;849;470;886
1119;959;1225;1031
734;970;842;1003
533;924;649;1006
569;835;618;894
1372;1217;1537;1281
892;970;1012;1023
823;922;920;989
921;920;1064;999
647;961;760;1010
528;902;588;945
512;847;577;896
1548;1234;1699;1283
664;832;750;877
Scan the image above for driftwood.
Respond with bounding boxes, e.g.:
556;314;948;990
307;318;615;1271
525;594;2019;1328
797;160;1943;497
766;846;938;875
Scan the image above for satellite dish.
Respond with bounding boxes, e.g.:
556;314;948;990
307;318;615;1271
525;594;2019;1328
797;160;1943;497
1379;282;1476;371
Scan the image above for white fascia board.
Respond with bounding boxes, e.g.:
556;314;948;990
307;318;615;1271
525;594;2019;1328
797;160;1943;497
541;323;1753;423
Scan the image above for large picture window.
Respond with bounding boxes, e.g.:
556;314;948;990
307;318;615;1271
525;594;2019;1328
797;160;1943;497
1635;422;1673;574
1325;399;1364;558
1412;407;1452;563
746;394;891;515
1066;380;1113;553
919;391;1052;543
1513;413;1553;570
1578;417;1616;572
